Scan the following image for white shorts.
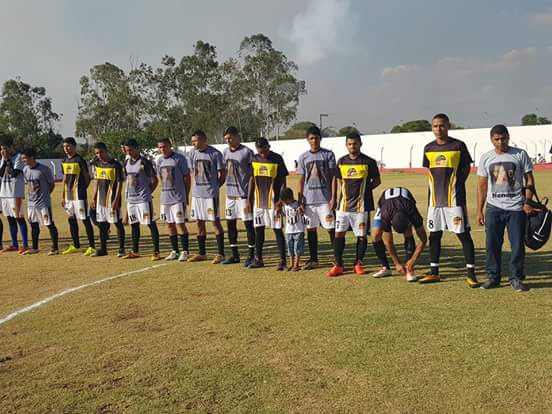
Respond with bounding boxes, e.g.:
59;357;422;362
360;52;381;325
0;198;24;218
253;207;283;229
190;197;219;222
96;205;122;224
427;206;470;234
225;197;253;221
335;211;370;237
127;202;154;225
304;203;335;230
160;203;187;224
28;207;53;226
64;200;88;220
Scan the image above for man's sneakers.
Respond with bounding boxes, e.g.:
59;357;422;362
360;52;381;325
83;247;96;257
406;272;418;282
62;245;80;255
151;253;162;261
372;267;392;278
276;260;286;271
117;250;125;258
91;249;107;257
418;274;441;284
248;258;265;269
18;247;29;255
21;248;39;255
165;250;179;261
222;256;240;265
122;252;140;259
48;249;59;256
1;245;19;253
353;262;366;275
188;254;208;262
302;260;318;270
243;257;253;268
327;264;344;277
178;251;189;262
466;274;481;288
212;254;225;264
511;279;528;292
480;279;500;289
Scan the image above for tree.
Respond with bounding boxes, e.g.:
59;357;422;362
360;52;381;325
283;121;317;139
338;126;360;136
321;126;338;137
389;119;431;133
0;78;63;157
538;116;551;125
521;113;551;126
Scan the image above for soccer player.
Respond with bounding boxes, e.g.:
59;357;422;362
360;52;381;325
60;137;96;256
90;142;125;257
327;132;381;277
188;130;226;263
156;138;191;262
371;187;427;282
247;137;289;270
20;148;59;255
222;127;256;266
418;114;479;287
0;134;29;253
297;126;337;269
122;139;161;260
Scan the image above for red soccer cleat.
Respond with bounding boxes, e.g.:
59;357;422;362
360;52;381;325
327;264;344;277
353;262;366;275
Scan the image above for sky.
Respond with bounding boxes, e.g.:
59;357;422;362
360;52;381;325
1;0;552;136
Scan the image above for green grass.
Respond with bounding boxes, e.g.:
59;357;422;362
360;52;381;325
1;172;552;413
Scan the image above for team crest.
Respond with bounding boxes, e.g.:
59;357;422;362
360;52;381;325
359;222;366;229
207;208;214;215
100;171;106;178
143;213;149;219
453;216;463;226
346;168;358;177
176;211;183;218
325;215;334;224
43;214;49;220
435;155;448;166
79;208;85;214
259;166;268;175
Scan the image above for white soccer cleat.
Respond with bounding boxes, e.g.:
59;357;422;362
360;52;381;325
165;250;178;261
178;251;189;262
372;268;392;278
406;272;418;283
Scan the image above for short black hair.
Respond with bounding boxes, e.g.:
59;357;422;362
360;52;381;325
192;129;207;140
391;211;410;234
346;131;361;141
306;126;321;138
490;124;509;137
94;142;108;151
432;113;450;124
280;187;294;202
0;134;14;148
224;126;240;136
63;137;77;146
255;137;270;148
157;138;172;146
21;147;36;158
124;138;139;149
119;140;126;146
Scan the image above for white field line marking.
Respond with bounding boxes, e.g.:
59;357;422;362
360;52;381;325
0;263;168;326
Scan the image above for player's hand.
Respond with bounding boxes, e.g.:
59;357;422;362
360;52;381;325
297;204;305;215
91;200;96;210
395;263;406;275
405;258;416;273
122;216;129;225
329;198;337;211
523;203;541;216
111;201;120;210
244;199;251;214
477;212;485;226
61;199;66;209
0;148;7;159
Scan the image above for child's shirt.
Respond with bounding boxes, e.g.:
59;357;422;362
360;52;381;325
284;201;305;234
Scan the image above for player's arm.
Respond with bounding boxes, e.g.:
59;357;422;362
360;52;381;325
329;174;338;210
298;174;305;211
218;168;226;187
81;159;91;188
113;179;123;210
523;172;540;215
476;176;488;225
91;177;98;209
370;175;381;190
247;175;255;207
381;231;406;274
405;225;427;273
369;160;381;190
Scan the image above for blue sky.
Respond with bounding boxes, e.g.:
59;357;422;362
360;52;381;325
1;0;552;136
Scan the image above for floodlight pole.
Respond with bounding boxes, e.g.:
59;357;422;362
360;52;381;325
319;113;328;132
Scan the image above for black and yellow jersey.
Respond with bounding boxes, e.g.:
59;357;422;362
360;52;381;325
93;159;125;207
62;154;90;201
252;152;288;209
422;137;472;207
336;153;379;213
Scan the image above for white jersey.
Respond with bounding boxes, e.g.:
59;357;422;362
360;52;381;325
284;201;305;234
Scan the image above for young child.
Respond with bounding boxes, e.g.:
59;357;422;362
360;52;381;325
280;187;305;271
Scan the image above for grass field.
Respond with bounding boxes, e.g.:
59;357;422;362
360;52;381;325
1;172;552;413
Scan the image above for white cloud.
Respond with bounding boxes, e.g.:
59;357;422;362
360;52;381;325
501;47;537;61
381;65;418;78
286;0;355;65
529;9;552;25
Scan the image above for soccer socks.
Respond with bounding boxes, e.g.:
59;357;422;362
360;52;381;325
328;229;335;247
307;230;318;262
149;222;160;253
429;231;443;275
254;226;265;259
47;224;59;251
179;233;189;253
115;221;125;252
17;217;28;248
98;222;109;252
373;240;390;269
170;234;179;252
197;235;207;255
216;233;225;257
404;236;416;261
355;237;367;264
334;237;345;267
131;223;141;253
244;220;255;259
457;231;476;277
274;228;286;261
0;217;3;248
83;218;95;248
68;217;80;248
7;216;18;248
30;222;40;250
227;219;239;258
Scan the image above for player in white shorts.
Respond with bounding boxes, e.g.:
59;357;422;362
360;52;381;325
156;138;191;262
297;126;337;269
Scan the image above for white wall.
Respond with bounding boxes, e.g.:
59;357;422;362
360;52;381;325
179;125;552;170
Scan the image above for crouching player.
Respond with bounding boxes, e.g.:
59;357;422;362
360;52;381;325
21;148;59;255
372;187;427;282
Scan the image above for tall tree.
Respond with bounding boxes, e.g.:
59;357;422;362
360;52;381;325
338;126;360;136
390;119;431;133
283;121;317;139
522;113;538;126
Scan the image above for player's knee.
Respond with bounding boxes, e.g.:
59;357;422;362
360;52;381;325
429;231;443;243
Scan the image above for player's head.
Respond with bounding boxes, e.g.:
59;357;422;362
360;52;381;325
0;133;15;157
94;142;109;162
224;126;241;148
62;137;77;157
345;132;362;156
490;124;509;152
431;113;450;140
391;211;410;234
21;147;37;167
157;138;173;157
280;187;295;204
191;129;208;151
306;126;321;151
124;138;140;159
255;137;270;157
119;140;127;155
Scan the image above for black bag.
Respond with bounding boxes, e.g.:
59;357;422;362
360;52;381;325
525;196;551;250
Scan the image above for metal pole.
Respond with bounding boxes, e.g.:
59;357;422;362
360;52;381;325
409;145;413;168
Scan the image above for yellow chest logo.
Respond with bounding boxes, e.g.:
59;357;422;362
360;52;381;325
340;164;368;179
253;162;278;178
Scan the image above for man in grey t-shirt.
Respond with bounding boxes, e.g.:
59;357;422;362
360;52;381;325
156;138;191;262
221;127;256;266
297;126;337;270
21;147;59;254
187;129;226;264
477;124;540;292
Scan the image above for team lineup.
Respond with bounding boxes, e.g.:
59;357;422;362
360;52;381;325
0;113;541;292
